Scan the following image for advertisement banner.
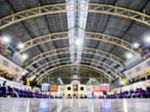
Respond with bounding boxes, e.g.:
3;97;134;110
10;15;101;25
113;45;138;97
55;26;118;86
50;84;58;92
93;86;101;92
100;84;110;91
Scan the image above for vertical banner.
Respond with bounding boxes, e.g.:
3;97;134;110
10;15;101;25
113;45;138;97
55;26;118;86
26;79;30;86
147;69;150;75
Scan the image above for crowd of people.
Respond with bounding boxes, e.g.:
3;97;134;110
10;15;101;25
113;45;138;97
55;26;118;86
1;85;150;99
47;87;150;99
0;81;49;98
1;78;150;99
106;87;150;99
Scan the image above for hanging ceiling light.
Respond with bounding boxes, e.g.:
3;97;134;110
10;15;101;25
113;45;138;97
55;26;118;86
75;38;83;47
17;43;25;49
22;54;28;60
2;35;11;44
133;42;140;48
125;52;133;59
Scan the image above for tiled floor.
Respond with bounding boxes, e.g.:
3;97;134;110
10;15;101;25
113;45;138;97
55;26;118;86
0;98;150;112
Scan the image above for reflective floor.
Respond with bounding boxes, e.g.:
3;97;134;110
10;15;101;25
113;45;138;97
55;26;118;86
0;98;150;112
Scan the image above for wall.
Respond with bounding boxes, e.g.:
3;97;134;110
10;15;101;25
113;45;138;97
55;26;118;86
0;77;31;90
0;55;24;80
124;58;150;80
113;80;150;93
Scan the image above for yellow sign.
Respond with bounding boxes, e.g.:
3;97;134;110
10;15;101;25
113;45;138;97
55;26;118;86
147;69;150;75
26;79;30;86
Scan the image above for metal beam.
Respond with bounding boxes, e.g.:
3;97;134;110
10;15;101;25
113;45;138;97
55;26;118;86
86;32;141;55
0;3;150;30
37;65;110;84
19;32;68;53
36;64;114;84
23;47;124;69
28;57;125;79
19;31;140;55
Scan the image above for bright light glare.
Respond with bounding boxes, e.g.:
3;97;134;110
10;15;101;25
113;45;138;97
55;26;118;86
2;36;11;44
133;43;140;48
144;34;150;43
22;54;28;60
126;52;133;59
75;61;79;64
75;38;83;47
120;80;125;85
22;70;28;75
18;43;25;49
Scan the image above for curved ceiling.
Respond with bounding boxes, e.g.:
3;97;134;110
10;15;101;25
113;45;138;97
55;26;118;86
36;64;112;84
0;0;150;84
36;64;114;84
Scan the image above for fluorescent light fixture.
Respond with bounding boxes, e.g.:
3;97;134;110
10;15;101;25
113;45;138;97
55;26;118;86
17;43;25;49
125;52;133;59
133;42;140;48
22;54;28;60
2;35;11;44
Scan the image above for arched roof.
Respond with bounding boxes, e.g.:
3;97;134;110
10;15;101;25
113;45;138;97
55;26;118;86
0;0;149;84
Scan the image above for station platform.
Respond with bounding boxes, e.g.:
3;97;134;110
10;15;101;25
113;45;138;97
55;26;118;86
0;98;150;112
